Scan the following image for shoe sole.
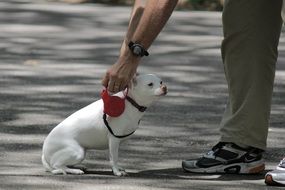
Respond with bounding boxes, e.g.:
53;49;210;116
182;160;265;174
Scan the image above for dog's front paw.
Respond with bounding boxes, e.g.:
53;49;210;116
112;167;128;177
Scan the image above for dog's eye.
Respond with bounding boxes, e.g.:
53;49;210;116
148;83;153;87
160;81;162;85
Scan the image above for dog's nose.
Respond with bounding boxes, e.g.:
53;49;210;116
161;85;167;95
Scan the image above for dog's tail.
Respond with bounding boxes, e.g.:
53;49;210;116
42;154;53;172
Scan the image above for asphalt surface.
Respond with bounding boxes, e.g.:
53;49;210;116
1;1;285;189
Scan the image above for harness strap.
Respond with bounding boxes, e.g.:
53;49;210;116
126;96;147;112
103;113;135;138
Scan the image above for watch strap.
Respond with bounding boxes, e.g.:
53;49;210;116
128;41;149;57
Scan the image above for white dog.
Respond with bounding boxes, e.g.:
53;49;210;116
42;74;167;176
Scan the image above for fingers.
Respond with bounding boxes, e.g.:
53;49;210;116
101;72;124;93
109;80;121;93
106;78;127;93
110;82;125;93
112;84;120;93
101;64;136;93
101;74;109;88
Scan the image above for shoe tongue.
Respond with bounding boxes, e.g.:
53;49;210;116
215;142;249;151
101;89;125;117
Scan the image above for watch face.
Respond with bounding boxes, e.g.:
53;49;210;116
133;46;142;56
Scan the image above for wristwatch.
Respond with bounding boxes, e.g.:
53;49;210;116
128;41;149;57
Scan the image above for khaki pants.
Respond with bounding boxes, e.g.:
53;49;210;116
219;0;283;150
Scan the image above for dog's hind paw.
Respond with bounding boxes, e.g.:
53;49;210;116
51;168;84;175
51;169;67;175
66;168;84;175
68;165;87;172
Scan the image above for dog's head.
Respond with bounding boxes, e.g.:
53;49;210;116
128;74;167;106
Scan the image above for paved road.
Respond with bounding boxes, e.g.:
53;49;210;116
0;1;285;189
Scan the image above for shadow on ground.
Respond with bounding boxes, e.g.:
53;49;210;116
1;1;285;190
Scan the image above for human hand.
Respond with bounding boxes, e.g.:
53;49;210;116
101;56;139;93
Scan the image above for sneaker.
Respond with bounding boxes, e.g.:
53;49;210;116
182;142;265;174
265;158;285;186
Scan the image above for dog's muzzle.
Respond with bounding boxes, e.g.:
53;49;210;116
161;85;167;95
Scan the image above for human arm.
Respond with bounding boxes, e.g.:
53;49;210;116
101;0;178;93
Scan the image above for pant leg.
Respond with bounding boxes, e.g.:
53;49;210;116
220;0;283;150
